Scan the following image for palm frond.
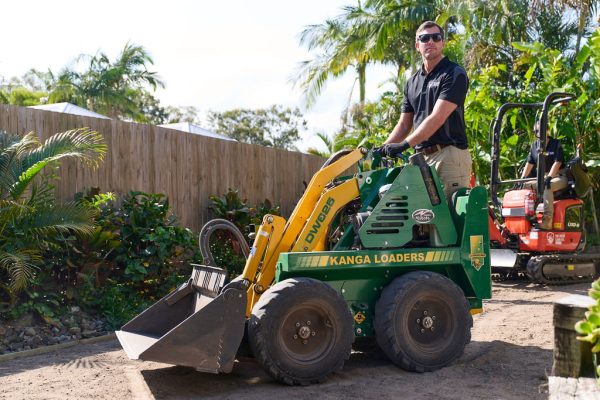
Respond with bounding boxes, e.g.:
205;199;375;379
0;249;41;291
19;202;98;240
10;128;106;200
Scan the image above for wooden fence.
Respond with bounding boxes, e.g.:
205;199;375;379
0;105;326;232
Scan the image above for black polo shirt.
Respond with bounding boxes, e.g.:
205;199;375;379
401;57;469;150
526;138;565;176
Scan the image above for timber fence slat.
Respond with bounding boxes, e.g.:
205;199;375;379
0;105;325;232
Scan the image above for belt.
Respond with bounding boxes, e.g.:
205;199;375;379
417;143;451;156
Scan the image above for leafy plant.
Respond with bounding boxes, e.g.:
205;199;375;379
208;190;280;278
575;279;600;379
209;189;252;230
0;128;106;291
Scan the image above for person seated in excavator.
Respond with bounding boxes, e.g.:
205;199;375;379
520;122;568;230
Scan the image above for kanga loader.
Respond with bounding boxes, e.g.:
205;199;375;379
117;147;492;385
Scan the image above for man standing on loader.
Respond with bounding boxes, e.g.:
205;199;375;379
381;21;471;199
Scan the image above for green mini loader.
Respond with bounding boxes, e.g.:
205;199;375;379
117;148;492;385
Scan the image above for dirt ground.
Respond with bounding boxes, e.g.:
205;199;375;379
0;279;593;400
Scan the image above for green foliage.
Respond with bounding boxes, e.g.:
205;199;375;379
49;42;165;121
109;191;200;283
0;129;106;291
3;189;201;326
208;189;280;277
576;279;600;379
209;188;281;230
207;105;306;150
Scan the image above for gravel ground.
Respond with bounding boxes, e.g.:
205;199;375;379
0;279;593;400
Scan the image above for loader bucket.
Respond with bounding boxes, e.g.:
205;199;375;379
116;265;247;374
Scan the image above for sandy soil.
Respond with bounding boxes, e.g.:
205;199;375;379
0;279;592;400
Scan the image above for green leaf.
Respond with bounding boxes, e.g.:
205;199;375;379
576;321;594;334
588;312;600;326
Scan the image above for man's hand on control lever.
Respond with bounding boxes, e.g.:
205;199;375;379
376;140;410;158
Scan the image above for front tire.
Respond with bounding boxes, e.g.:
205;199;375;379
248;278;354;385
374;271;472;372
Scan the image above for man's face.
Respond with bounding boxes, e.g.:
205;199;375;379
415;27;444;61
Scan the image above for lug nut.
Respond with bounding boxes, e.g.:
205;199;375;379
423;311;428;316
293;334;298;339
295;322;300;327
311;331;316;336
432;316;436;320
306;321;311;326
417;319;421;323
431;327;435;332
421;329;425;333
302;340;308;345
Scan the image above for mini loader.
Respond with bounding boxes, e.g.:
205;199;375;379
117;148;492;385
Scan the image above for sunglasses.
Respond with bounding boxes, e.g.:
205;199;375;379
417;33;443;43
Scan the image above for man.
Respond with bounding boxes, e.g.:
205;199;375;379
381;21;470;199
521;125;568;230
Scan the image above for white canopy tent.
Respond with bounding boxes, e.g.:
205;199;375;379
29;102;111;119
159;122;235;141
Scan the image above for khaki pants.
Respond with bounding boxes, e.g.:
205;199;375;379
523;171;568;229
423;146;472;200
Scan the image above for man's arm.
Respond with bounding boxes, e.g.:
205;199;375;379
403;99;458;147
384;112;414;144
548;161;562;178
521;162;534;179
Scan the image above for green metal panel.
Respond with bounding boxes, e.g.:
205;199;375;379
358;165;457;248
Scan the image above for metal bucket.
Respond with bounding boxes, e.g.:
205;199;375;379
116;265;246;373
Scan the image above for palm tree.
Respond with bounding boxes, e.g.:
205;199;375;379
306;132;336;158
0;128;106;291
50;43;164;120
293;4;374;108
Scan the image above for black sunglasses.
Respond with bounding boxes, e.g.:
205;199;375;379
417;33;443;43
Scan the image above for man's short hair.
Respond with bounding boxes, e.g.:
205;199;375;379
416;21;444;39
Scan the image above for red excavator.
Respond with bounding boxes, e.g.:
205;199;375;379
487;92;599;284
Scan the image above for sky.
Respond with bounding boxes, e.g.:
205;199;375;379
0;0;396;152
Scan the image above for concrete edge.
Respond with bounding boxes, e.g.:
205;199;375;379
0;332;117;362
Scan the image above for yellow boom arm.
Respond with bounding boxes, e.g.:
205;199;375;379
240;148;365;315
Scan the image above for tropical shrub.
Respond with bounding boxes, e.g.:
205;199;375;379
0;128;106;293
575;279;600;381
208;189;280;277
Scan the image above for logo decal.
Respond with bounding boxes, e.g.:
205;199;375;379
305;197;335;244
547;232;555;245
469;235;486;271
412;209;435;224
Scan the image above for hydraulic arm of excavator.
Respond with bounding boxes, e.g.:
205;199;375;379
239;148;366;315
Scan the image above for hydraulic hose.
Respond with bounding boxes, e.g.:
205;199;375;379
198;219;250;267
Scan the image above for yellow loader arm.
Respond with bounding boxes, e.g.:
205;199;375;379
239;148;366;315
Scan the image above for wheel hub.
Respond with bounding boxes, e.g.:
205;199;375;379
422;316;434;329
416;311;436;333
298;325;312;340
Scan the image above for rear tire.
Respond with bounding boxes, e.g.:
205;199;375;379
374;271;472;372
248;278;354;385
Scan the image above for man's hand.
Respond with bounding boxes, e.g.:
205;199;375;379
379;140;410;158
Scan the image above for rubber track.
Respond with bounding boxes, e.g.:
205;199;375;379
526;255;598;286
374;271;472;372
248;278;354;386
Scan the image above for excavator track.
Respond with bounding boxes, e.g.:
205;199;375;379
526;254;600;285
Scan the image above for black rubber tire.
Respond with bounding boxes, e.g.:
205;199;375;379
248;278;354;385
374;271;472;372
